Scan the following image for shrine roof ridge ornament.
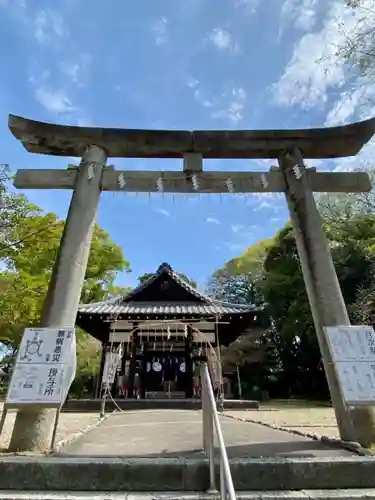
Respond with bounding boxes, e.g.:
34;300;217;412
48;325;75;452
8;114;375;159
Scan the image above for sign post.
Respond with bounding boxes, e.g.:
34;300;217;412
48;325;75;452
0;327;76;450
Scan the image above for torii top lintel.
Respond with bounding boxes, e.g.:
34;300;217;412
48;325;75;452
8;114;375;160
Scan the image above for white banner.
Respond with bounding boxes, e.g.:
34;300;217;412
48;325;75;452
102;351;120;387
6;327;76;406
206;347;222;389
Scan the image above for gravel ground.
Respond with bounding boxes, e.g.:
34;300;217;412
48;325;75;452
225;405;340;439
0;405;101;450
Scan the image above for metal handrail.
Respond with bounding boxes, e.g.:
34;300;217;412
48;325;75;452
201;362;236;500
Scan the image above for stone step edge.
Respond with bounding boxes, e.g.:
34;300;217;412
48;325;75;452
2;457;375;491
0;490;375;500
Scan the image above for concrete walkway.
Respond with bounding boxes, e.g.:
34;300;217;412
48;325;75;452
60;409;353;458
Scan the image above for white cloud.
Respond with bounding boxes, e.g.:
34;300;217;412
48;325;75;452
234;0;259;14
211;86;247;123
325;82;375;127
152;17;168;46
226;242;246;252
0;0;25;12
212;101;244;123
258;200;275;210
209;28;238;52
187;80;247;124
273;0;375;173
34;8;69;44
272;0;362;109
231;223;244;233
211;86;247;124
35;88;75;114
60;54;92;86
156;208;170;217
194;88;214;108
187;78;214;107
206;217;221;225
280;0;319;32
187;78;199;89
232;87;247;100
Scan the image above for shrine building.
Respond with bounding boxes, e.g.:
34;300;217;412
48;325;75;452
76;262;264;399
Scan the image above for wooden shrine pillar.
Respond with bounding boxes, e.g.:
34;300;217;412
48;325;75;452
141;342;148;399
128;326;139;398
120;342;128;373
96;342;107;398
185;326;194;398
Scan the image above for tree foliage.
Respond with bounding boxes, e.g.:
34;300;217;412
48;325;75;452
340;1;375;81
0;166;130;395
211;184;375;401
207;273;260;305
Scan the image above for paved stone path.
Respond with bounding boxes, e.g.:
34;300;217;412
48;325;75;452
61;409;353;458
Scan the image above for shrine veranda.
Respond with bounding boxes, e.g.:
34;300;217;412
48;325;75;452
77;262;265;400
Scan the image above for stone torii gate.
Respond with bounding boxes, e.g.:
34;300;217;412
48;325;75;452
7;113;375;452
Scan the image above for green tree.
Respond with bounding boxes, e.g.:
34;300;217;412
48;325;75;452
206;273;261;305
69;331;101;398
0;213;129;350
0;164;40;263
0;167;131;400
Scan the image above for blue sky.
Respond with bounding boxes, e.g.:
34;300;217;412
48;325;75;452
0;0;374;290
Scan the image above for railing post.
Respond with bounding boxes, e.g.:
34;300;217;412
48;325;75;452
220;457;226;500
201;363;217;493
201;363;207;452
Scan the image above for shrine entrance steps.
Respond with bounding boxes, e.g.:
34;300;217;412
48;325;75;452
1;411;375;497
1;455;375;497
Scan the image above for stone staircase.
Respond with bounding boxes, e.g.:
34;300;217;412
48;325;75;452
1;455;375;499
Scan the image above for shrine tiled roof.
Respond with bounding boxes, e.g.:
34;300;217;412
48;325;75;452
77;262;262;318
122;262;210;303
77;300;259;316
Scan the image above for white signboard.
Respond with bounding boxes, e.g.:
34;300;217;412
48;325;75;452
325;325;375;405
325;325;375;362
6;327;76;406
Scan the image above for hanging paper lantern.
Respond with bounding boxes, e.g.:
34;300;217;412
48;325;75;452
153;360;162;372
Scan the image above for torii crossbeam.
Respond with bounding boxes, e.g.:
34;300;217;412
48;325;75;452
10;113;375;193
6;114;375;453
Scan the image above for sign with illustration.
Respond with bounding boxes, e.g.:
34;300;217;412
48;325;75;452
6;327;76;406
